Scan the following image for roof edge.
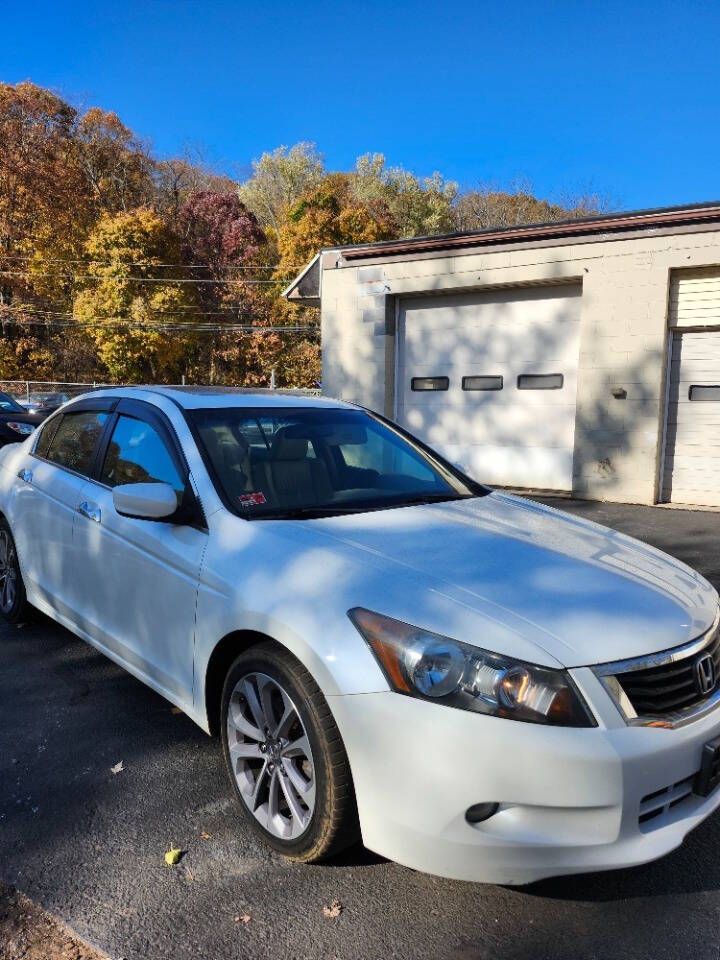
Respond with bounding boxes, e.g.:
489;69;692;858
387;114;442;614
338;200;720;262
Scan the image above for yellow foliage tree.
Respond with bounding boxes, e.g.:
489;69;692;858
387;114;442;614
73;209;200;383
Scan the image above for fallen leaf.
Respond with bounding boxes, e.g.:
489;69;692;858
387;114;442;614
164;845;183;866
234;914;251;926
170;707;182;715
110;761;124;775
200;831;212;840
323;899;342;919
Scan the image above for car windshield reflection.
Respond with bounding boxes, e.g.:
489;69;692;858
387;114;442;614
190;406;484;519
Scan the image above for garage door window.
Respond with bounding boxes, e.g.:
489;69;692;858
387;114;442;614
411;377;449;391
462;376;503;391
517;374;564;390
688;385;720;401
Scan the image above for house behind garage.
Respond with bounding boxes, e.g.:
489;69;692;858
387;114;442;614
284;202;720;507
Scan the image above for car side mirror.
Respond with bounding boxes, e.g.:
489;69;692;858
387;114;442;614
112;482;179;520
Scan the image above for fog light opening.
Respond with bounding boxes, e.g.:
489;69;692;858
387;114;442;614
465;802;499;825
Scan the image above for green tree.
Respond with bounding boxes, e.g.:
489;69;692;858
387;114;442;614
352;153;457;238
238;142;325;232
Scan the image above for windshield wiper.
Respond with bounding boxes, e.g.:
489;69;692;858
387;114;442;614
245;492;472;521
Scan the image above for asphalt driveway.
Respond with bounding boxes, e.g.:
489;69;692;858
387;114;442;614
2;498;720;960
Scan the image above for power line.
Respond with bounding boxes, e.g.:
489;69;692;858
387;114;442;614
0;303;290;320
0;253;280;271
0;270;279;285
0;315;318;334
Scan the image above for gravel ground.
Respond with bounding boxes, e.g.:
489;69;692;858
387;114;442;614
2;498;720;960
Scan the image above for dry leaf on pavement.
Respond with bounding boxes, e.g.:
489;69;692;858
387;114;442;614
110;761;124;775
323;899;342;918
234;914;251;925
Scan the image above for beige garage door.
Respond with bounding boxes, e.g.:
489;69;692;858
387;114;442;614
396;284;582;490
663;330;720;506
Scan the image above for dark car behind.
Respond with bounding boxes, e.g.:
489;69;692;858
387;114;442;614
0;392;48;447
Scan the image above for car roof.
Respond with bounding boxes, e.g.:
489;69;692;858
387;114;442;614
77;385;354;411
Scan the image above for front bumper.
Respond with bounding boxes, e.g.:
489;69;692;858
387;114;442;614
330;679;720;885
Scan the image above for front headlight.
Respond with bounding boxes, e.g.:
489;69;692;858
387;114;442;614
7;422;34;436
348;608;595;727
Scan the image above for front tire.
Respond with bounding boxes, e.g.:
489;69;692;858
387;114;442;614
0;519;27;623
221;641;359;862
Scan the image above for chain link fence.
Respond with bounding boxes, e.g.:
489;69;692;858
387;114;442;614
0;379;321;408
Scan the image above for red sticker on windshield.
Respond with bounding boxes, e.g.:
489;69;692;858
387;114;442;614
238;491;266;506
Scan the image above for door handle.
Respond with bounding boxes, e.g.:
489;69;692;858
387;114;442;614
17;468;33;484
78;501;101;523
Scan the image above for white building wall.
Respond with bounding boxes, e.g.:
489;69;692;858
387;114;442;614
320;228;720;504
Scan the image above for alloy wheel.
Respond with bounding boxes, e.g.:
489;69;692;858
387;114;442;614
227;671;316;840
0;529;18;614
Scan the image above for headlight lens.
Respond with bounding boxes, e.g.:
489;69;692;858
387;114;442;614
349;608;595;727
7;422;34;436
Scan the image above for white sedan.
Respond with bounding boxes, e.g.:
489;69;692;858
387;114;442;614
1;386;719;885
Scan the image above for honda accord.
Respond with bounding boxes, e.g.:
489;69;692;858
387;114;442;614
0;386;718;884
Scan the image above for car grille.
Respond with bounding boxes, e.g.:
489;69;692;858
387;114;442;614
615;626;720;717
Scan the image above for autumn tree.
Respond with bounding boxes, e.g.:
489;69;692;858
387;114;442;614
73;108;155;215
177;191;267;382
73;209;201;382
453;180;610;232
352;153;457;238
238;142;325;232
276;173;394;281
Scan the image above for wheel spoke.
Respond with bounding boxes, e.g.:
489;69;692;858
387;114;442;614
282;756;314;802
267;767;280;821
228;695;262;740
274;692;297;740
243;678;268;733
229;740;263;764
249;760;269;811
278;769;307;826
282;734;311;760
257;674;280;733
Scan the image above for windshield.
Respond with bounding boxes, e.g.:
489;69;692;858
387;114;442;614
191;406;483;519
0;392;26;413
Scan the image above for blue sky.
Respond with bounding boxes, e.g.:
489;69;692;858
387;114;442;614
2;0;719;210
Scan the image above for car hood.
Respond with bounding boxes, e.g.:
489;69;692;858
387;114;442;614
303;492;719;668
0;411;45;426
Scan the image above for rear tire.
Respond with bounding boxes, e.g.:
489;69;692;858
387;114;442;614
0;519;27;624
221;641;359;862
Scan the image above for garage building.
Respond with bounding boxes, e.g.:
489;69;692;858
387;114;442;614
284;203;720;507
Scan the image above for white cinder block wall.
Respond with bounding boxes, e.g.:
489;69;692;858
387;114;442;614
318;226;720;505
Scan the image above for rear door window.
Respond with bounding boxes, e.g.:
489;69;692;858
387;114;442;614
45;411;109;476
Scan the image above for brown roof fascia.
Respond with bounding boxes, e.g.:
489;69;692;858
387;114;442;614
339;203;720;262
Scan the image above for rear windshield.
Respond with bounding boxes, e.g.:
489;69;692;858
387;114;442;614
190;407;481;519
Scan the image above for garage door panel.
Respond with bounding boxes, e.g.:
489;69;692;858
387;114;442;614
404;404;577;447
404;325;580;365
663;276;720;504
398;284;582;491
441;443;575;489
